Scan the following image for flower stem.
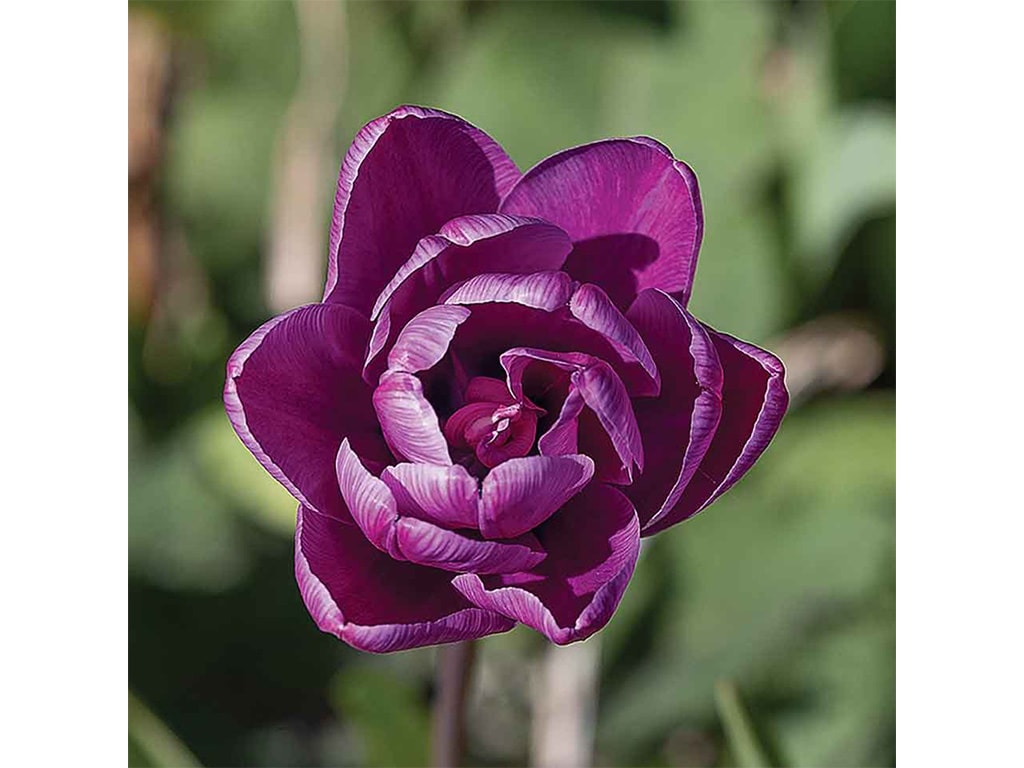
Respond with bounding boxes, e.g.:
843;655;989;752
431;640;476;768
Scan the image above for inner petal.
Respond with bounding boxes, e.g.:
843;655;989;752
444;376;542;471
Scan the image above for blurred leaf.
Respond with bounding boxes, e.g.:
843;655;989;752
715;681;772;768
190;407;297;537
332;665;430;768
598;395;895;764
129;690;202;768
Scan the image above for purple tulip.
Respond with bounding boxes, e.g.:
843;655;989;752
224;106;788;653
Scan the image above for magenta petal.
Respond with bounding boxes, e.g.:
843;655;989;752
395;517;545;575
573;362;645;482
453;483;640;645
501;138;703;309
442;271;574;312
624;289;724;530
325;106;520;314
569;283;659;395
537;388;584;456
336;439;402;559
373;371;451;465
387;305;471;374
296;506;515;653
381;463;480;530
224;304;388;519
642;326;788;536
479;455;594;540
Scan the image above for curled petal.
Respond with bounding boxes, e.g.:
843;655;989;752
387;305;471;374
642;326;788;536
224;304;388;519
479;455;594;540
453;484;640;645
325;106;520;314
395;518;545;575
381;462;480;529
624;289;724;530
569;283;659;395
442;271;575;311
336;439;401;558
501;138;703;309
373;372;451;465
296;505;514;653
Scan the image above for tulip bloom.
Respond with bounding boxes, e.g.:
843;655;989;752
225;106;787;653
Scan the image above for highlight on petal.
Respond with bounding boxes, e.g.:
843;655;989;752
501;137;703;309
296;505;515;653
442;271;575;312
478;454;595;539
325;106;521;314
624;289;724;531
381;462;480;530
569;282;659;396
395;517;546;575
224;303;388;519
387;305;471;374
453;483;640;645
373;371;451;465
641;326;788;536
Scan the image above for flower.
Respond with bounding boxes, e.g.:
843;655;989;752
224;106;788;653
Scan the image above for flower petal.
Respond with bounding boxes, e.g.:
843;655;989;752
296;505;515;653
478;454;594;540
395;517;545;575
442;271;575;312
336;439;402;558
325;106;520;314
569;282;659;396
224;304;389;519
624;289;724;530
365;215;572;381
453;483;640;645
641;326;788;536
387;305;471;374
500;138;703;309
373;371;451;465
381;462;480;530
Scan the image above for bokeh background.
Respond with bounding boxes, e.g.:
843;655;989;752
128;1;895;766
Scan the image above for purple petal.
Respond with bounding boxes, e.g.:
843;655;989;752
224;304;389;519
336;439;402;558
325;106;520;314
453;483;640;645
365;215;572;382
395;517;545;575
500;138;703;309
642;326;788;536
296;505;515;653
479;455;595;539
624;289;724;530
569;283;659;395
537;389;584;456
442;271;575;312
381;462;480;530
387;305;471;374
373;371;451;465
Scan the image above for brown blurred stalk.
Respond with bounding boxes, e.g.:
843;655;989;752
432;641;476;768
266;0;348;312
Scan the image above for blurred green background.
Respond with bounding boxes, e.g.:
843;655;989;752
128;1;895;766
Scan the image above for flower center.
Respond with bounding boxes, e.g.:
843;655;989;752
443;378;540;469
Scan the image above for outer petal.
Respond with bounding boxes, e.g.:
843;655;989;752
387;305;471;374
500;138;703;309
365;214;572;381
373;371;451;465
642;326;788;536
381;462;480;530
478;455;595;539
224;304;389;519
453;484;640;645
296;505;514;653
624;289;724;530
325;106;520;314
